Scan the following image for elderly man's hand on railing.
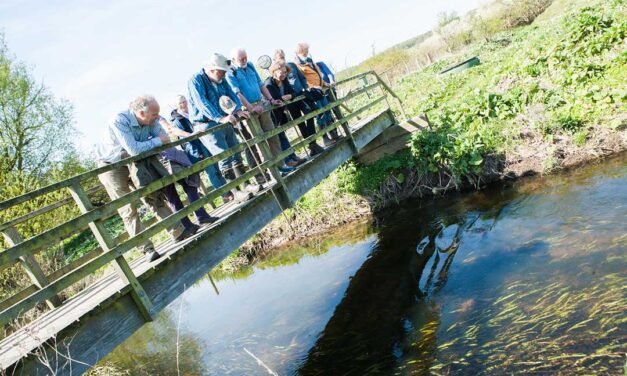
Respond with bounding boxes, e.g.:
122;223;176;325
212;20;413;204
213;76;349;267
220;114;238;124
236;110;249;120
270;98;283;106
249;104;263;114
159;133;171;144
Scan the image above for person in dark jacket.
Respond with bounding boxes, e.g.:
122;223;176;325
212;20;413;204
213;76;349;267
264;60;324;157
169;95;233;203
159;145;218;224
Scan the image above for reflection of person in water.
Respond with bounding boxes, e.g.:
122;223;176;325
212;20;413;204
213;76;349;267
298;184;522;375
298;199;470;375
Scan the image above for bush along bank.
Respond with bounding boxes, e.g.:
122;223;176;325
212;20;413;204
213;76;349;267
353;0;626;209
218;0;626;270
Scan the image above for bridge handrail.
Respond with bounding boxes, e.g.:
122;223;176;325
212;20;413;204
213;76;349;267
0;70;381;215
0;71;391;325
0;80;382;269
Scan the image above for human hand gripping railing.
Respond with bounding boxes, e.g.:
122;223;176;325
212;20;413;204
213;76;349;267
0;72;386;326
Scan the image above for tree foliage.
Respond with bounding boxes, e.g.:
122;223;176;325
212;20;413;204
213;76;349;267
0;34;76;177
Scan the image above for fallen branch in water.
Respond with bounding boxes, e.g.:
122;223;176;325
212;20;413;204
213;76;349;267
243;347;279;376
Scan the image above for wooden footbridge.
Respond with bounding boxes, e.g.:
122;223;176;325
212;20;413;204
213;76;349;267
0;71;404;374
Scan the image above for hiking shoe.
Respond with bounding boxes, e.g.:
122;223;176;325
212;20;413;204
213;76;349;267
232;189;253;203
222;192;234;203
175;224;199;242
309;143;324;156
144;249;161;263
255;172;272;185
278;164;295;176
244;183;263;194
329;129;342;141
322;135;336;148
289;155;307;166
198;215;219;225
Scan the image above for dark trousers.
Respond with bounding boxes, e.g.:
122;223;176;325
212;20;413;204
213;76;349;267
167;180;212;223
162;185;196;229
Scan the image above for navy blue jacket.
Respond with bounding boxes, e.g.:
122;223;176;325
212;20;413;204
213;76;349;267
171;111;206;160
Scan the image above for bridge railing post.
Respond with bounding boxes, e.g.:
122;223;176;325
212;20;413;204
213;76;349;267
371;71;408;121
1;227;61;309
66;181;155;321
245;114;293;208
327;88;359;154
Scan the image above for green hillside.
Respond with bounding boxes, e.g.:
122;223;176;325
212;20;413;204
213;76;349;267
334;0;626;205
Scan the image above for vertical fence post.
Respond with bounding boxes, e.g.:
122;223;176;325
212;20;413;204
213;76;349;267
67;182;155;321
372;72;408;121
1;227;61;309
327;89;359;155
246;114;292;209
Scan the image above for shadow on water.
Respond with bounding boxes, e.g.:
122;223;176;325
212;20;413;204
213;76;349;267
297;183;539;375
99;154;626;375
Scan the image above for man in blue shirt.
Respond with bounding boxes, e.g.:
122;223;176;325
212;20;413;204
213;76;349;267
227;48;294;180
96;95;200;262
187;53;254;202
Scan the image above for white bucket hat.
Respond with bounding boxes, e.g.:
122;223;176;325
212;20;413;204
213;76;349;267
205;53;231;71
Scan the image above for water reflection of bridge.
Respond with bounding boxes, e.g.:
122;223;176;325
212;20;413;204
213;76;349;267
0;71;401;374
298;192;512;375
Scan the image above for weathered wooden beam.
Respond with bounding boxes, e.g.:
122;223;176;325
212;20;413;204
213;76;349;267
335;71;373;86
245;115;292;208
1;227;60;309
0;186;103;233
371;71;408;121
67;182;155;321
328;89;359;154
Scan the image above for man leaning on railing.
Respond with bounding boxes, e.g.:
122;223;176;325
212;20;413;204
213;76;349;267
187;53;256;204
227;47;295;179
294;42;341;147
265;58;324;157
95;95;199;262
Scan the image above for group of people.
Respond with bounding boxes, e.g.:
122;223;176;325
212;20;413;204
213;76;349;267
95;43;343;262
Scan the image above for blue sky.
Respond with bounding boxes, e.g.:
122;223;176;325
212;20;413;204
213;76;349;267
0;0;481;153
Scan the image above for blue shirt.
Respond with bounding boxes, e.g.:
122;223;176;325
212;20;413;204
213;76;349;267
96;110;163;163
226;62;264;103
187;68;242;124
317;61;335;84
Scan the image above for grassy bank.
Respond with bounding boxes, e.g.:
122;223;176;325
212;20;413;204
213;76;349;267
218;0;626;270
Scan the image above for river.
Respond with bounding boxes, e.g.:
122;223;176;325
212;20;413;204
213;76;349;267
97;155;626;375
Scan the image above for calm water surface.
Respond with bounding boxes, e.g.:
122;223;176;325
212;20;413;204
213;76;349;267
100;156;626;375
